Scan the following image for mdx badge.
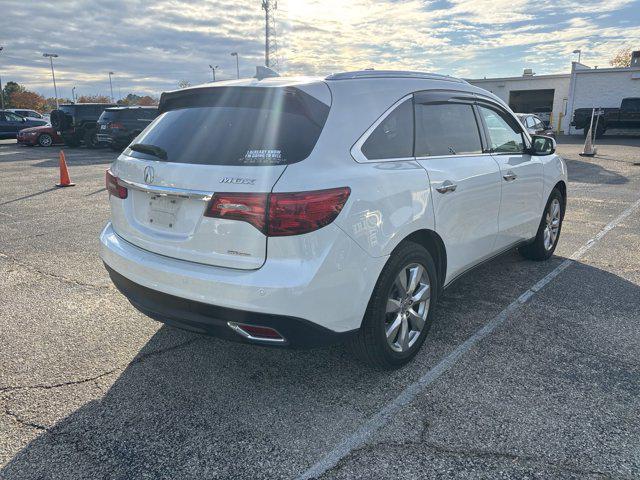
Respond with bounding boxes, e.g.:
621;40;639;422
219;177;256;185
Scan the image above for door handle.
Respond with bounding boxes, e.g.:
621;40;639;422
503;171;517;182
436;180;457;194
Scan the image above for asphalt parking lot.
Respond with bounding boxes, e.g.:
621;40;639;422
1;136;639;479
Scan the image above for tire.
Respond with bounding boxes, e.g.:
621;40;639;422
350;241;438;369
83;128;99;149
37;133;53;147
518;188;564;261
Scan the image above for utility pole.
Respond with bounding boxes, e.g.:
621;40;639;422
108;71;114;102
0;46;4;110
43;53;59;108
261;0;278;68
72;86;76;103
230;52;239;79
209;64;218;82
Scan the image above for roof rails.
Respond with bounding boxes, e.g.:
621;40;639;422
325;70;467;83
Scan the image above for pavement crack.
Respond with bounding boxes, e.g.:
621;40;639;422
0;337;200;394
0;251;113;291
3;404;49;432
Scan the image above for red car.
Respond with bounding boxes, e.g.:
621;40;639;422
17;125;63;147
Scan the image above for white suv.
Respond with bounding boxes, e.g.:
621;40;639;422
101;70;567;368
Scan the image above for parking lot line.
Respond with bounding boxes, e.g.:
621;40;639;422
298;196;640;480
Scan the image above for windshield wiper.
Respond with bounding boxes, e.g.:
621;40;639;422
129;143;167;160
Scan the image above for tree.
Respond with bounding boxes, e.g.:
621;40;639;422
8;90;47;111
178;80;192;89
610;47;632;68
77;94;111;103
3;81;26;108
137;95;158;106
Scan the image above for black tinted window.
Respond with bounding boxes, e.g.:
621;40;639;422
127;87;329;166
622;98;640;112
478;106;524;153
361;99;413;160
414;103;482;156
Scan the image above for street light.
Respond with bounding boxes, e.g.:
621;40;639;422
108;71;114;102
71;86;76;103
572;49;582;63
230;52;239;79
209;64;219;82
43;53;59;109
0;46;4;110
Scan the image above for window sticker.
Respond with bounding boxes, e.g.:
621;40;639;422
241;149;285;165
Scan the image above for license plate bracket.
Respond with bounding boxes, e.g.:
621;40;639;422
148;195;181;228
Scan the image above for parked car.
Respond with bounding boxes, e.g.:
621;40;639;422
0;110;48;139
572;97;640;138
100;71;567;368
516;113;555;138
532;108;551;127
5;108;48;123
49;103;116;148
96;106;159;151
17;125;63;147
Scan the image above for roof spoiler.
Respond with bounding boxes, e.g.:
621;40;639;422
255;66;280;80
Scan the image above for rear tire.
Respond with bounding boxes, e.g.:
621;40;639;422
37;133;53;147
350;242;438;369
518;188;564;261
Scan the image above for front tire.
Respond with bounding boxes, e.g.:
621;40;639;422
518;188;564;261
37;133;53;147
350;242;438;369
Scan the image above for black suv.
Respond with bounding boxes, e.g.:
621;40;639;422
96;106;159;150
50;103;116;147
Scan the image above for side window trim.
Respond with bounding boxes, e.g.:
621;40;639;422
351;94;415;163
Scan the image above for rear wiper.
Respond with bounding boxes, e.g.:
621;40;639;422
129;143;167;160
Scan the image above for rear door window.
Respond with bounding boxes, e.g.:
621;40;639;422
478;106;524;153
414;103;482;156
127;87;329;166
361;99;414;160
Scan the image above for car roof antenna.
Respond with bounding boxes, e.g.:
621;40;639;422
255;66;280;80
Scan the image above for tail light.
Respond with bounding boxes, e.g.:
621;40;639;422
204;187;350;236
108;122;125;129
105;170;128;199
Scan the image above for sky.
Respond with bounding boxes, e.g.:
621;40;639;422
1;0;639;100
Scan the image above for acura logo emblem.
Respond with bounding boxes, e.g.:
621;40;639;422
144;166;155;184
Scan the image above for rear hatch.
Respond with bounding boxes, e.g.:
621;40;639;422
108;83;331;270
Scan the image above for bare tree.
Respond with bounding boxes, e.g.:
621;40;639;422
609;47;632;68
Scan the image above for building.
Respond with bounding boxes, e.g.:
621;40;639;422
467;54;640;134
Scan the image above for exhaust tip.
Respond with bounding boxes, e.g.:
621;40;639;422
227;322;286;344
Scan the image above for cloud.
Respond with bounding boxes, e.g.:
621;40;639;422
0;0;638;99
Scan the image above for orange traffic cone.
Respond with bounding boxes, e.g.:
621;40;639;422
55;150;75;187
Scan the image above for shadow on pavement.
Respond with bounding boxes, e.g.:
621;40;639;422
565;158;628;185
1;259;638;479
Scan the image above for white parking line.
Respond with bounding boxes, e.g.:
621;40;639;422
298;197;640;480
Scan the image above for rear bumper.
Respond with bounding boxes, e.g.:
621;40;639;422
100;222;385;343
105;264;355;347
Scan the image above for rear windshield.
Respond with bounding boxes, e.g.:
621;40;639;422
98;110;118;122
125;86;330;166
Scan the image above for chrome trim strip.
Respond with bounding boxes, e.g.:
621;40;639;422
118;178;214;201
227;322;287;344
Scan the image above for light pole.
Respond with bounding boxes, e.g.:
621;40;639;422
43;53;59;108
572;49;582;64
71;86;76;103
231;52;239;79
209;64;219;82
0;46;4;110
108;71;114;102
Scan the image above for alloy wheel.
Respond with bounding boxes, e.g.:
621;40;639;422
385;263;431;353
39;134;52;147
543;198;561;251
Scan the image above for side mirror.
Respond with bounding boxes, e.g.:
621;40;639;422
530;135;556;156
